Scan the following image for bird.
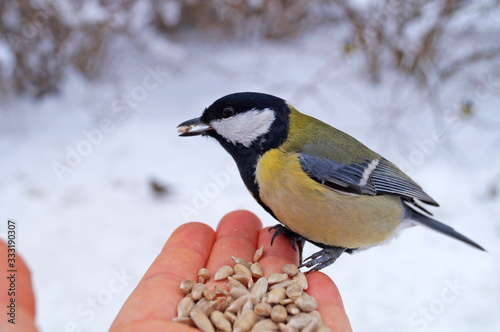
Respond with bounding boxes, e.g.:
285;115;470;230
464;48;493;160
177;92;485;271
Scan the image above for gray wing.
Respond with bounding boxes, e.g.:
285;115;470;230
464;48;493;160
298;153;438;206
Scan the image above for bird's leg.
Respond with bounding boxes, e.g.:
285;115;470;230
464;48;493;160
269;224;306;264
299;246;346;272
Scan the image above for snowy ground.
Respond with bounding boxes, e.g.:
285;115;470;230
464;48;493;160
1;29;499;332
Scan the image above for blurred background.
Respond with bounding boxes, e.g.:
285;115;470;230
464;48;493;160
1;0;499;331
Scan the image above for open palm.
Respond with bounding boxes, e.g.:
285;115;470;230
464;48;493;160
110;210;352;332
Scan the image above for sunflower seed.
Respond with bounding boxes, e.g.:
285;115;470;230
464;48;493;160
252;318;279;331
191;283;206;301
172;316;195;327
227;276;246;290
287;313;314;330
250;262;263;278
225;311;237;324
234;263;252;279
282;264;299;277
180;279;196;294
226;295;258;313
285;303;300;315
229;285;251;299
285;282;302;300
190;308;215;332
210;310;232;332
204;288;216;301
269;280;294;290
254;302;272;316
218;300;230;312
232;256;251;269
270;304;288;323
177;296;195;317
232;273;251;285
278;322;299;332
246;294;260;305
233;310;259;332
295;293;317;312
247;278;254;290
194;298;216;316
250;276;268;298
226;296;249;313
292;271;308;290
214;265;234;281
253;246;264;262
280;298;294;305
301;317;319;332
310;310;324;327
266;287;286;304
198;268;211;280
267;273;289;284
242;298;254;313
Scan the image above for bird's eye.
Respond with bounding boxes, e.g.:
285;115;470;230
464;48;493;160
221;107;235;118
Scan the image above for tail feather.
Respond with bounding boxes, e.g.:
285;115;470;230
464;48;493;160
407;208;486;251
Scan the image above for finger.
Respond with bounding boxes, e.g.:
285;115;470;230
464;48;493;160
0;240;37;332
257;226;300;276
113;320;199;332
111;222;215;331
306;271;352;332
205;210;262;273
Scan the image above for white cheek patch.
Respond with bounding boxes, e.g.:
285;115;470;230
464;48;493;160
211;108;276;147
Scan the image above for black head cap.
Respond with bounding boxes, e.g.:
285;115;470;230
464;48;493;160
201;92;289;124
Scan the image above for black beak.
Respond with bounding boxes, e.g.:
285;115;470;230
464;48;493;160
177;117;212;136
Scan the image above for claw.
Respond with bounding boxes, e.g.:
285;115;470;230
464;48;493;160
299;247;346;272
269;225;285;246
269;224;303;251
269;224;306;264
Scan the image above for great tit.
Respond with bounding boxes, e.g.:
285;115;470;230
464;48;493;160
177;92;485;271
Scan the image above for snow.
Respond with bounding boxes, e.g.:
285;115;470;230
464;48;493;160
0;40;15;73
1;28;499;332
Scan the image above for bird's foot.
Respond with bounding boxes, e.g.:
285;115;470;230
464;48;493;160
269;224;306;264
269;224;305;251
299;246;346;272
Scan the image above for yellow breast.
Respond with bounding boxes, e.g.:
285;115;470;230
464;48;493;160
255;149;403;248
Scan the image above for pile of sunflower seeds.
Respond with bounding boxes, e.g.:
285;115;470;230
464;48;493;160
173;246;330;332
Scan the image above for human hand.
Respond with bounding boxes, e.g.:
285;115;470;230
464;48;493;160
110;210;352;331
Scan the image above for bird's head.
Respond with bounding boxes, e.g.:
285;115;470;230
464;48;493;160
178;92;290;156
